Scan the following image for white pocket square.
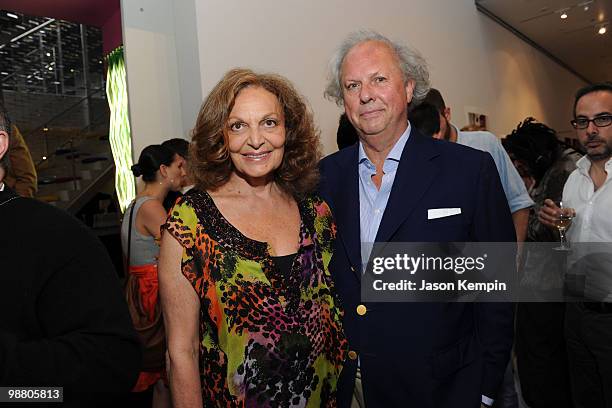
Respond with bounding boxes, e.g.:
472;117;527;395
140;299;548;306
427;208;462;220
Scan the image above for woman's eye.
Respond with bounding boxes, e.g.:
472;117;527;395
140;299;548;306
346;83;359;90
263;119;277;127
229;122;244;131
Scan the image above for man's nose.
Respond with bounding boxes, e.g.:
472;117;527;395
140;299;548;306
359;83;375;104
586;120;600;134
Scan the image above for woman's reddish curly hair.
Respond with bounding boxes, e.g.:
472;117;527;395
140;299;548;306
189;68;321;200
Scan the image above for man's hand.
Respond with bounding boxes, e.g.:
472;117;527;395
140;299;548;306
538;199;575;230
538;199;560;229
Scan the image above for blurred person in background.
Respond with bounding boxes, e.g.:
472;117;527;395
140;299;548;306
504;117;580;408
0;103;140;407
5;123;37;197
122;144;186;407
161;138;193;211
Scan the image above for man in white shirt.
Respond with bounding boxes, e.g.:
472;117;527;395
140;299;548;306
539;82;612;408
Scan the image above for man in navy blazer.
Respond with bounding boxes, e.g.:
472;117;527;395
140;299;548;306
319;31;515;408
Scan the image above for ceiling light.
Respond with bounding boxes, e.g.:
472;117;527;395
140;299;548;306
46;52;50;56
599;25;607;35
579;0;593;11
6;13;18;19
561;11;568;19
42;156;47;160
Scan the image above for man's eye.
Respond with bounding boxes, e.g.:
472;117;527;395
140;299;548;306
374;76;386;83
575;119;589;126
229;122;244;131
346;83;359;90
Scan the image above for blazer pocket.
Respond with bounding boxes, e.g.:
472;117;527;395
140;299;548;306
432;334;478;379
428;208;461;220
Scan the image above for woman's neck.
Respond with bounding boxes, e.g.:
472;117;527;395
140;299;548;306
216;172;281;199
139;181;169;202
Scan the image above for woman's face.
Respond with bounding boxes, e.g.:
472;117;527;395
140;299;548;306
225;86;286;184
163;154;186;191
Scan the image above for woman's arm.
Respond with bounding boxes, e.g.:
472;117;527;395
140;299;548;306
158;232;202;408
138;199;169;240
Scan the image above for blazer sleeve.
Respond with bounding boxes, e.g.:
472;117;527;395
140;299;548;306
471;152;515;398
5;125;38;197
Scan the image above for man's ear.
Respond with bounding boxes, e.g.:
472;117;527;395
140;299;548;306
405;79;416;104
443;107;451;122
0;130;9;162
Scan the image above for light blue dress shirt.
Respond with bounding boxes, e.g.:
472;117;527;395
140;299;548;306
359;123;411;267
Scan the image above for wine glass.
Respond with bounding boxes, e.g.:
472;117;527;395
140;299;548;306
554;201;575;251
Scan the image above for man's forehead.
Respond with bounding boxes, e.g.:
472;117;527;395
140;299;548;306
341;41;399;77
576;90;612;111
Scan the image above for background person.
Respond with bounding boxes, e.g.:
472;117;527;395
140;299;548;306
161;138;193;211
538;82;612;408
0;103;141;407
504;117;580;408
422;88;533;243
121;144;185;406
158;68;347;407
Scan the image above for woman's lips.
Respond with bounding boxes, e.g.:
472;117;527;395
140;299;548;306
242;151;271;161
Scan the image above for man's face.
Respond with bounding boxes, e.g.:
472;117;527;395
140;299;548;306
439;107;452;141
0;128;8;182
340;41;414;145
575;90;612;163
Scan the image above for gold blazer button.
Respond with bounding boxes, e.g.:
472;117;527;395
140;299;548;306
356;304;367;316
348;350;358;360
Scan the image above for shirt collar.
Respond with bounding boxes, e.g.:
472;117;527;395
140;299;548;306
358;122;411;165
576;155;612;175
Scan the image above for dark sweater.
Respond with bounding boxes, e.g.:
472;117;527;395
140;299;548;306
0;187;142;406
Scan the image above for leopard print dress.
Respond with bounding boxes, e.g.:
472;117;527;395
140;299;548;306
163;189;347;407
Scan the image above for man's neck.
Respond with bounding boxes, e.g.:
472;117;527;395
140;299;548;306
588;156;610;190
449;124;458;143
360;126;408;169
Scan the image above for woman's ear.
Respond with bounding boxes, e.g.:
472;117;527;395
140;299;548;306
159;164;169;179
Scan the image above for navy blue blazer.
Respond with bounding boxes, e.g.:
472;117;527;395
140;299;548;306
319;128;516;408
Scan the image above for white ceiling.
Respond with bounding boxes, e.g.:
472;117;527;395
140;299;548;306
476;0;612;83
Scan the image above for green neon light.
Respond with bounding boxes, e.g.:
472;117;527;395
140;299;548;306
106;47;135;213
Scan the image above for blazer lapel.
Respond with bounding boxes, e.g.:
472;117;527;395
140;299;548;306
332;145;363;280
375;129;440;243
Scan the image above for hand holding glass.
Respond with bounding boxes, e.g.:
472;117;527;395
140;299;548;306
554;201;575;251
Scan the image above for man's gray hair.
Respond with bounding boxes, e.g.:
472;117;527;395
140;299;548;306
324;30;430;106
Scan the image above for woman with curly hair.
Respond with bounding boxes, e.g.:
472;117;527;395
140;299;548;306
158;69;347;407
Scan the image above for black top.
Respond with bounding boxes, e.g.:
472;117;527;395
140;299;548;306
271;253;298;276
0;187;141;406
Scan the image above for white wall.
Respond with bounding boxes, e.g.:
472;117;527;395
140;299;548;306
193;0;586;154
121;0;202;161
121;0;587;156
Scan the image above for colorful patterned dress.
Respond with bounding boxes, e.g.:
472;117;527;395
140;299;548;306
163;189;347;407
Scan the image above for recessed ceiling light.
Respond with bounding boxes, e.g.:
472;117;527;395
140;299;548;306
584;5;589;11
561;11;568;19
599;26;607;34
6;13;18;19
